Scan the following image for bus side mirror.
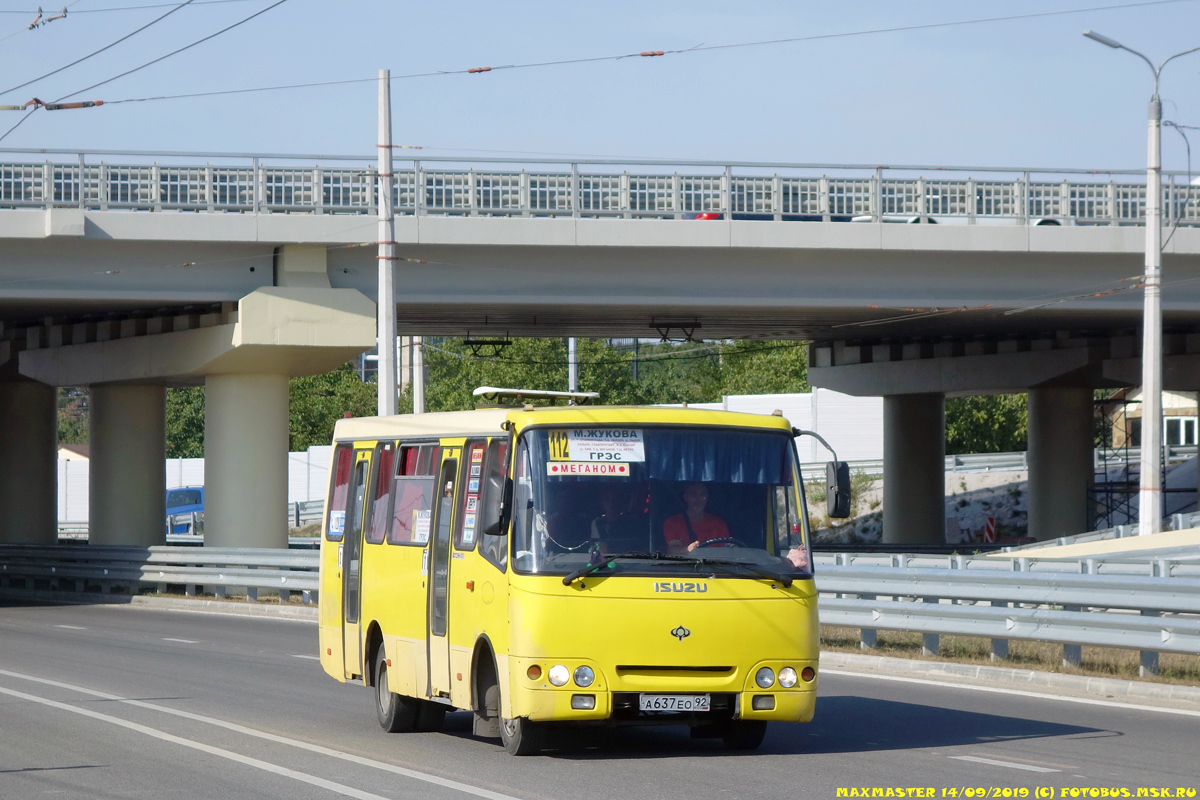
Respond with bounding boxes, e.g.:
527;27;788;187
826;461;851;518
482;477;513;537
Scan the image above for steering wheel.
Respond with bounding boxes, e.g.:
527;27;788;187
697;537;746;548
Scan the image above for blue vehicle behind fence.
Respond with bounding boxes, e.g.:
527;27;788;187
166;486;204;534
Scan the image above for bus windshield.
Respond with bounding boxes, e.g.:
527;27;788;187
511;426;811;578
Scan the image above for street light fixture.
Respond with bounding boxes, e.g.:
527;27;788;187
1083;31;1200;535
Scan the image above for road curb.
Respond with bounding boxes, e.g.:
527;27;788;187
0;588;319;621
820;650;1200;705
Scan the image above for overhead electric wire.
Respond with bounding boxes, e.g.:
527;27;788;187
54;0;289;102
0;0;255;13
0;0;196;99
0;104;39;143
422;340;808;369
95;0;1197;107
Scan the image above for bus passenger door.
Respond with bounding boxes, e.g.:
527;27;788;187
341;449;372;679
427;453;458;698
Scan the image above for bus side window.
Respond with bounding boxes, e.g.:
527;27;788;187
478;438;510;571
454;441;487;551
326;444;353;541
365;441;395;545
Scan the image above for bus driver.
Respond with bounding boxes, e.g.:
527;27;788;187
664;482;730;554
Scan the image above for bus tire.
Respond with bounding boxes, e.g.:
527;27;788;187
500;716;544;756
414;701;446;732
722;720;767;750
375;649;418;733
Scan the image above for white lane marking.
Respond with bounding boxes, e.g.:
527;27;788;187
161;638;200;644
54;625;86;630
822;668;1200;719
950;756;1060;773
0;668;522;800
0;684;392;800
290;654;320;660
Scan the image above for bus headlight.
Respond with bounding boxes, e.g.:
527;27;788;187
573;665;595;687
548;665;570;686
778;667;798;688
755;667;775;688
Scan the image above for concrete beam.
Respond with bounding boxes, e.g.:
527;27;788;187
275;244;331;289
809;346;1112;397
18;287;375;386
1105;354;1200;391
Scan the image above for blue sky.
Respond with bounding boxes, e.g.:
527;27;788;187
1;0;1199;171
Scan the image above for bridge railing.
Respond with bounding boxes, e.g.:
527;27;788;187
2;151;1197;226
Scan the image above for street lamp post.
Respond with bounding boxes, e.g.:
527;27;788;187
1084;31;1200;535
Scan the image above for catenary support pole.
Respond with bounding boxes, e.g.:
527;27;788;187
1140;95;1164;535
412;336;425;414
376;68;398;416
568;337;578;393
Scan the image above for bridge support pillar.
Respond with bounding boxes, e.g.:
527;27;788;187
1027;387;1094;540
89;383;166;546
204;373;290;549
0;381;57;544
883;393;945;544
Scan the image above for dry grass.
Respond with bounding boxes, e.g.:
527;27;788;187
821;625;1200;687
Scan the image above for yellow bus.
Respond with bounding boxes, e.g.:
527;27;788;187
319;389;849;755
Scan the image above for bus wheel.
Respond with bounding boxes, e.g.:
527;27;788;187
722;720;767;750
375;650;418;733
500;716;544;756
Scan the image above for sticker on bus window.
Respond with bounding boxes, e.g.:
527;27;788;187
547;461;630;476
465;513;476;528
328;510;345;536
466;496;478;512
548;429;645;462
413;509;432;544
470;465;481;477
462;528;476;545
468;479;480;492
471;448;484;462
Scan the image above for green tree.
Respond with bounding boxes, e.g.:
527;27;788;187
57;388;88;445
944;394;1028;455
166;387;205;458
288;363;378;451
718;341;808;396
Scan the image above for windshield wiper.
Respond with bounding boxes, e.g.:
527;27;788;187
561;551;793;587
694;557;793;588
561;551;688;585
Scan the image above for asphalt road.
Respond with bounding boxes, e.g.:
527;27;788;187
1;599;1197;800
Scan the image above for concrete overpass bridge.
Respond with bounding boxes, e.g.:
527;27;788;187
4;147;1200;549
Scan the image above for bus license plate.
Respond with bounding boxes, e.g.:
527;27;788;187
638;694;710;712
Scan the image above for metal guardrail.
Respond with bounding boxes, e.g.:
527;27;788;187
801;445;1200;480
2;151;1197;226
814;551;1200;671
4;541;1198;674
0;544;319;603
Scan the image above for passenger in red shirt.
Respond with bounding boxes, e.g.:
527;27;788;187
664;483;729;554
